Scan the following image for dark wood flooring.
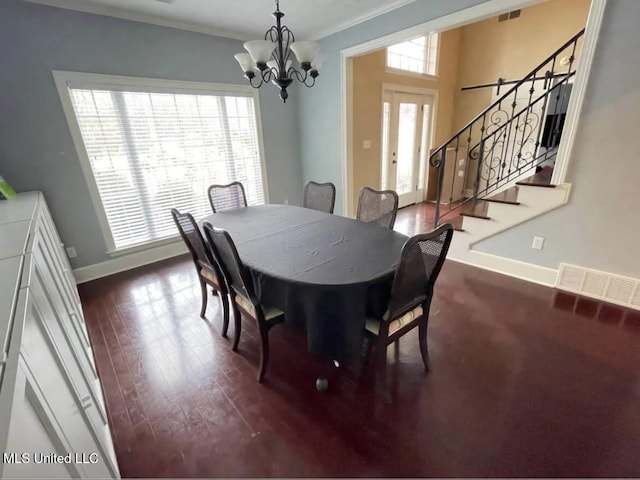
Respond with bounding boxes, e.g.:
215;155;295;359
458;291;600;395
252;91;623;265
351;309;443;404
79;205;640;477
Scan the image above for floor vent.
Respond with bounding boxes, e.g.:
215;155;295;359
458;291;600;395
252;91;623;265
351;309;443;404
556;263;640;311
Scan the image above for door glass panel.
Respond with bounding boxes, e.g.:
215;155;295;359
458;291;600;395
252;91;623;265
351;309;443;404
396;102;417;195
381;101;390;190
418;104;431;189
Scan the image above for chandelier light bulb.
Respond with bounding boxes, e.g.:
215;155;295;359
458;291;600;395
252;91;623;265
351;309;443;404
290;41;321;65
234;53;255;73
244;40;276;66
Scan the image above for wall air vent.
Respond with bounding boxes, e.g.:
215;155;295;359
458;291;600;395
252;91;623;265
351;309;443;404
498;10;521;22
556;263;640;311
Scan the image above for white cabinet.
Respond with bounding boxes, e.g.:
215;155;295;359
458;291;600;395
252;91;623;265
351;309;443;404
0;192;119;479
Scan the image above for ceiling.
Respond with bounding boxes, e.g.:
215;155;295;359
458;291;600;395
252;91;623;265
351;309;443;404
22;0;417;40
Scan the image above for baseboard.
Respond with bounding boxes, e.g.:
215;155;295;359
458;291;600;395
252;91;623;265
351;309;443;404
556;263;640;311
73;241;188;284
448;249;559;287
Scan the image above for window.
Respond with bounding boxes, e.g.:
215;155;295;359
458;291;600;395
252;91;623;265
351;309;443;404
55;72;266;253
386;34;439;76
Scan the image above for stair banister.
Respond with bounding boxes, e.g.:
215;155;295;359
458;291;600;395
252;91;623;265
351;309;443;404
430;28;585;227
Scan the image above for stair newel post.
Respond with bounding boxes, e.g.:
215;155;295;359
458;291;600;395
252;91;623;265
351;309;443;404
473;116;486;199
433;148;446;227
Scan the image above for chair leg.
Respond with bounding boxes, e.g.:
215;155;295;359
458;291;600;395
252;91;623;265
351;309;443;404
419;320;430;372
199;279;208;319
232;304;241;352
220;293;230;338
256;322;270;383
377;339;388;370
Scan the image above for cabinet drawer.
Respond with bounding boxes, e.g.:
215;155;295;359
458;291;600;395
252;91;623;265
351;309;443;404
0;256;23;382
3;355;83;479
20;283;116;478
30;240;106;417
0;221;32;261
38;201;82;303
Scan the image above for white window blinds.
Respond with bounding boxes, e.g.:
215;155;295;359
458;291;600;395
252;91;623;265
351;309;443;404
67;84;265;252
387;34;439;76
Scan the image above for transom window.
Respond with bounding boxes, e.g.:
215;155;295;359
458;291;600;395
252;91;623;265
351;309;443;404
55;72;266;253
386;34;439;76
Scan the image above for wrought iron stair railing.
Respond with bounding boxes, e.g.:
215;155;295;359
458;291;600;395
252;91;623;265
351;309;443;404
430;28;585;226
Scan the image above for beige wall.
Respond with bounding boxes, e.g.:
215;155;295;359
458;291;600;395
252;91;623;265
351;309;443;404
451;0;592;133
350;0;591;212
350;29;461;211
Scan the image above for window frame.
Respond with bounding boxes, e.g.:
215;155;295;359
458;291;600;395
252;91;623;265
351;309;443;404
53;71;270;256
385;34;440;79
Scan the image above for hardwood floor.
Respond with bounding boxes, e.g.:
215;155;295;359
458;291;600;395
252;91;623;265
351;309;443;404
79;207;640;477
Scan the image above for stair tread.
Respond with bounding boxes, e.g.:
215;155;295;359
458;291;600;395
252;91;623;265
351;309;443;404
449;216;465;232
516;168;555;188
485;187;520;205
460;200;491;220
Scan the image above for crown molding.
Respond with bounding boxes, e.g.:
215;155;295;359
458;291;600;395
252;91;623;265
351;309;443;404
20;0;252;40
21;0;417;42
310;0;418;40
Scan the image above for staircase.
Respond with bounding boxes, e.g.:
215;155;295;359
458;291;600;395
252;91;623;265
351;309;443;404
430;29;584;262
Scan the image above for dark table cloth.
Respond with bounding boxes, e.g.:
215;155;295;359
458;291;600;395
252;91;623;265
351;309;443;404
201;205;408;361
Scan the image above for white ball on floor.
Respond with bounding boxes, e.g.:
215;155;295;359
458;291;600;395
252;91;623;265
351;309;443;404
316;378;328;391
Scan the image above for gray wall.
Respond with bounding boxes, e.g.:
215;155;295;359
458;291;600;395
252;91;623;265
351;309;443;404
296;0;488;215
475;0;640;279
0;0;302;268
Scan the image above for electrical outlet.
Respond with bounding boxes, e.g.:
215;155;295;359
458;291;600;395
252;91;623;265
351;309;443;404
66;247;77;258
363;140;371;149
531;237;544;250
284;199;289;205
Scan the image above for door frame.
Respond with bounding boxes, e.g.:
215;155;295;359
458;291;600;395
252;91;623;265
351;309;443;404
341;0;607;216
380;83;438;205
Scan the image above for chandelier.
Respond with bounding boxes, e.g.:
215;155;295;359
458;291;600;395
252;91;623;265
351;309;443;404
234;0;326;102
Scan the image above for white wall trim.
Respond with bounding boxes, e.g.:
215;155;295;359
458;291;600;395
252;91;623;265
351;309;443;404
380;83;439;96
448;250;559;287
340;0;606;215
551;0;608;185
312;0;419;40
342;54;354;216
22;0;251;41
73;240;188;284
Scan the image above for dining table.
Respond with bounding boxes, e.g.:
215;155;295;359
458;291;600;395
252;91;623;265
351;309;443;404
200;204;408;362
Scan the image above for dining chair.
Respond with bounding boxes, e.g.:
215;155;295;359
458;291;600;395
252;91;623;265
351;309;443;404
356;187;399;229
303;181;336;214
207;181;248;213
170;208;230;336
365;223;453;372
202;222;285;382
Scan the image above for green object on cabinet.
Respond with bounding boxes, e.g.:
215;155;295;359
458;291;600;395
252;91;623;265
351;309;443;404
0;175;17;199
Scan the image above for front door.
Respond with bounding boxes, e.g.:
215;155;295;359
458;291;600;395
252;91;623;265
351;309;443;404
381;91;435;208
